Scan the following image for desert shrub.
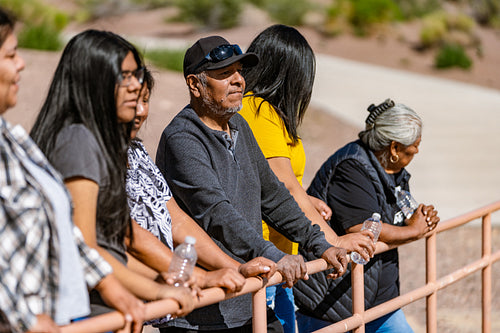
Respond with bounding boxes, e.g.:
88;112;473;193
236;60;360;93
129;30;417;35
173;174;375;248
263;0;310;26
349;0;403;35
420;12;448;47
145;48;185;73
173;0;242;29
75;0;139;20
435;43;472;69
18;24;63;50
322;0;352;36
392;0;442;19
420;11;477;48
326;0;403;36
0;0;68;50
468;0;500;28
447;12;476;32
130;0;172;8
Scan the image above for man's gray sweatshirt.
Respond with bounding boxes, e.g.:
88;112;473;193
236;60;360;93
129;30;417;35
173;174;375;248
155;105;332;330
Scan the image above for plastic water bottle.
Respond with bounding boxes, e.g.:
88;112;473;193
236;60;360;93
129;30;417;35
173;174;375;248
350;213;382;265
167;236;197;287
396;189;419;219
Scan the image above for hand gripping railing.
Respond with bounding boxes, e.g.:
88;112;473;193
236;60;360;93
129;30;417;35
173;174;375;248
60;200;500;333
60;260;332;332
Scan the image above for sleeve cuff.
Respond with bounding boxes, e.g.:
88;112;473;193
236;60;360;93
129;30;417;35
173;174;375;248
311;240;334;259
261;244;287;263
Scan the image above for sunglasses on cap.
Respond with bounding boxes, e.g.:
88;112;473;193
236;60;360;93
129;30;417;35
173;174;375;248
193;44;243;72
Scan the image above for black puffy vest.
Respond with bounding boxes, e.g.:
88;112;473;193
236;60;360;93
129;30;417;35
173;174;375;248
293;140;410;322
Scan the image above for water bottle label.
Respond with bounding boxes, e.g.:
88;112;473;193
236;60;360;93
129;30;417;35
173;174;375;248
395;187;418;219
351;251;367;265
393;211;405;225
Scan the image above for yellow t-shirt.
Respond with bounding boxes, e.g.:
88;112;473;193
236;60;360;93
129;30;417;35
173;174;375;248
240;93;306;255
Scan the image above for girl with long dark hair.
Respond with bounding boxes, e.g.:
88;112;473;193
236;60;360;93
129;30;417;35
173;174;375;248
240;24;376;332
0;13;144;333
30;29;194;316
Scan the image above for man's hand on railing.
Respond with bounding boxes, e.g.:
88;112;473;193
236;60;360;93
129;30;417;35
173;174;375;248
95;274;146;333
337;230;375;262
321;246;348;279
276;254;308;288
239;257;276;280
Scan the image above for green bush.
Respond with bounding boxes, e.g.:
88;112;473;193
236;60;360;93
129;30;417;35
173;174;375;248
263;0;310;26
326;0;403;36
447;12;476;32
435;43;472;69
145;48;186;72
393;0;441;19
420;11;477;49
0;0;68;50
349;0;403;35
173;0;242;29
130;0;172;8
420;12;448;47
18;24;63;50
0;0;69;28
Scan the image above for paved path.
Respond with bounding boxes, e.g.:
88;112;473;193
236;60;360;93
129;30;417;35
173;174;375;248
312;55;500;223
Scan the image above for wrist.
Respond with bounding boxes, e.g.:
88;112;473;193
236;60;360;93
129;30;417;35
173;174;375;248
194;269;208;289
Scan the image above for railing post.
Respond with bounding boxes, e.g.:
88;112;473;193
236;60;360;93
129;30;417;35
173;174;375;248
482;213;492;333
426;232;437;333
252;285;267;333
351;262;365;333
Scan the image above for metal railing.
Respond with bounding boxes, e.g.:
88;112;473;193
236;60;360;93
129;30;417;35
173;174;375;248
316;200;500;333
60;200;500;333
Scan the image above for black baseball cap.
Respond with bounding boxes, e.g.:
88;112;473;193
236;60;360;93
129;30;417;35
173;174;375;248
183;36;259;77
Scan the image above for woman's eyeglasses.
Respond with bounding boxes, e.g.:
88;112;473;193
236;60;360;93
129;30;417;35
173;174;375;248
193;44;243;72
119;67;145;87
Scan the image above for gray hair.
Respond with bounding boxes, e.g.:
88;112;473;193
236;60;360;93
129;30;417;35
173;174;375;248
195;72;208;87
359;102;422;167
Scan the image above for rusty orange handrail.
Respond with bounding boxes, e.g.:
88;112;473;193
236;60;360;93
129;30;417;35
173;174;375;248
315;200;500;333
60;200;500;333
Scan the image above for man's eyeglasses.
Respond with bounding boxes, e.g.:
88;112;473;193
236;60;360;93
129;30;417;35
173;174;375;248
193;44;243;72
119;67;145;87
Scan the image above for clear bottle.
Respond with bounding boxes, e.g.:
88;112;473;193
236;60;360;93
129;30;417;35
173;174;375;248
396;189;419;219
350;213;382;265
167;236;197;287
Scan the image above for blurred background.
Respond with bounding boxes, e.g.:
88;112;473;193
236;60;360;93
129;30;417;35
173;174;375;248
1;0;499;331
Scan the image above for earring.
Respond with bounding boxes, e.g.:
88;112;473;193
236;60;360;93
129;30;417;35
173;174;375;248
390;155;399;163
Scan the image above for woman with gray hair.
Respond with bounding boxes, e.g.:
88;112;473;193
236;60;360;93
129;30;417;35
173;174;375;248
293;99;440;332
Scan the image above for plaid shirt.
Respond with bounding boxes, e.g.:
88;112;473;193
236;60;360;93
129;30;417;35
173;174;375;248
0;117;112;332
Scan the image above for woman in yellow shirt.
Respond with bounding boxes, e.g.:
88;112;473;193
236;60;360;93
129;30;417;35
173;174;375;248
240;24;375;333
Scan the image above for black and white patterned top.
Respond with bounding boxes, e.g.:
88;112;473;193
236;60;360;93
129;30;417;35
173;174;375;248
126;140;174;251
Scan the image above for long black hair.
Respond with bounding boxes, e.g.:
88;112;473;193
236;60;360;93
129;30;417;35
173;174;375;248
31;29;143;244
0;8;15;47
243;24;315;143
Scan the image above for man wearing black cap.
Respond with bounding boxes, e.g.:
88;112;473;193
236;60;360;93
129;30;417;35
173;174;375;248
155;36;348;332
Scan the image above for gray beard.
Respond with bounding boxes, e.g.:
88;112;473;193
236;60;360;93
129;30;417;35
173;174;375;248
202;94;242;117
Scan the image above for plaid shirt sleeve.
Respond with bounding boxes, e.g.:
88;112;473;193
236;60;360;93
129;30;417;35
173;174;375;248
73;226;113;289
0;185;44;333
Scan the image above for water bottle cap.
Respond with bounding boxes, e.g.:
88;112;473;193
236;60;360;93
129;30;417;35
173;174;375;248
184;236;196;244
372;213;381;220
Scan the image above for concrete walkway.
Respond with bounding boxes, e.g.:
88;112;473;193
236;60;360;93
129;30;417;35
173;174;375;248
312;54;500;223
